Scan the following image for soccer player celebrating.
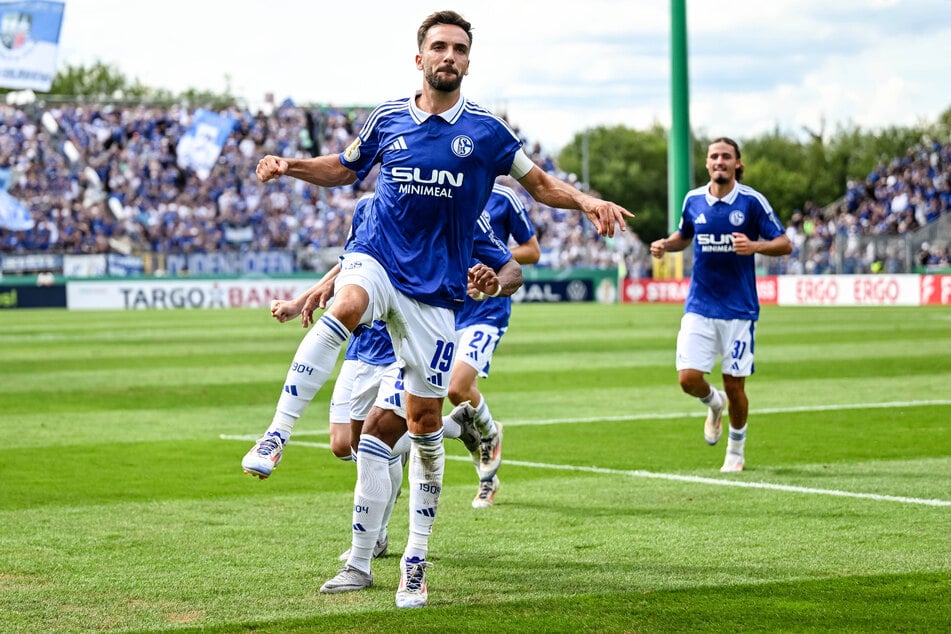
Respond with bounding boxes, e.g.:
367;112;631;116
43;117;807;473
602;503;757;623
253;192;523;599
247;10;632;607
248;194;405;564
320;205;523;601
650;137;791;472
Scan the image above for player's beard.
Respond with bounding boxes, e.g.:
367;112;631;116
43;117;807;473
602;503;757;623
712;173;731;185
424;67;463;92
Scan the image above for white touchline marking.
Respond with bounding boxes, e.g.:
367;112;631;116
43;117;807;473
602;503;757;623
499;458;951;507
220;401;951;506
484;399;951;427
225;400;951;435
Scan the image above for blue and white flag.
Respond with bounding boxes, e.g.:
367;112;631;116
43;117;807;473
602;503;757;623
0;189;34;231
0;1;65;91
176;108;237;180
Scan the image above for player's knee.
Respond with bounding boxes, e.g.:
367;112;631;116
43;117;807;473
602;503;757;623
677;374;695;393
724;385;745;404
363;408;407;447
447;373;478;405
677;370;705;395
407;407;442;435
723;376;746;399
329;438;351;459
447;384;467;405
328;285;370;331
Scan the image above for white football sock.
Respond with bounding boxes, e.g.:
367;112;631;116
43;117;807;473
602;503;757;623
727;424;747;455
472;398;497;438
268;314;349;440
347;434;391;574
441;415;462;439
404;429;444;561
380;451;404;542
392;432;412;457
700;387;723;410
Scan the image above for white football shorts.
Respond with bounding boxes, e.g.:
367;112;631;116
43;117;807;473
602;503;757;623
335;252;456;398
373;364;408;420
455;323;506;378
329;359;401;424
675;312;755;377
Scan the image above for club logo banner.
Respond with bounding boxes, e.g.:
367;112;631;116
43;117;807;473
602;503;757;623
0;189;34;230
0;1;65;91
176;109;238;180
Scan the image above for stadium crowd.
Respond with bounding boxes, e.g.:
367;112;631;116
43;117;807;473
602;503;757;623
0;100;626;269
779;138;951;274
1;101;948;273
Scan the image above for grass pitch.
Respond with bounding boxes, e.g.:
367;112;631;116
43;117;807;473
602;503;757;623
1;303;949;633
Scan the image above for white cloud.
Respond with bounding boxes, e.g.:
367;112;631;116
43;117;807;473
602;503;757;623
53;0;951;152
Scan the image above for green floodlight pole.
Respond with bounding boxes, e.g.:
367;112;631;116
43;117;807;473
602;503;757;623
668;0;693;234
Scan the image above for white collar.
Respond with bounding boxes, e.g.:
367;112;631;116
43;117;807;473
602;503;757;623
409;93;465;125
704;182;739;205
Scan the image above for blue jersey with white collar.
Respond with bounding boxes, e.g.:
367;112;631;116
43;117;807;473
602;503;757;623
457;184;533;329
340;96;523;310
679;182;785;320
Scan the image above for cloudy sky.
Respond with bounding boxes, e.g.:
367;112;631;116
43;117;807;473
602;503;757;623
54;0;951;151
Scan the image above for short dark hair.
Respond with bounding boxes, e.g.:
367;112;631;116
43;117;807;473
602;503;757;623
710;136;743;182
417;10;473;52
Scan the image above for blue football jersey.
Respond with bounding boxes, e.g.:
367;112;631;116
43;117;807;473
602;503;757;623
340;96;523;310
679;183;786;320
456;184;532;329
470;208;514;280
344;320;397;365
343;194;397;365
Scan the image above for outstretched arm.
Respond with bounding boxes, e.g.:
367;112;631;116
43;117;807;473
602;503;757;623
517;166;634;238
256;154;357;188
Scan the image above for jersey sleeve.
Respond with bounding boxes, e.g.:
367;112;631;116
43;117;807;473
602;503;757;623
472;217;513;272
507;196;535;245
754;196;786;240
339;101;400;179
678;202;695;239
